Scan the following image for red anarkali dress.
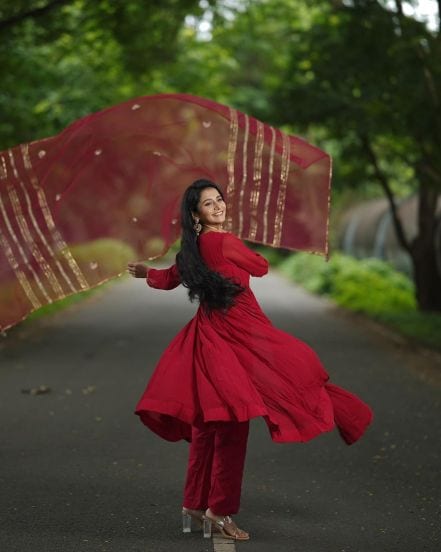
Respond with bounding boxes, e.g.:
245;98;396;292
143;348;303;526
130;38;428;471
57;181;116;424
134;231;374;445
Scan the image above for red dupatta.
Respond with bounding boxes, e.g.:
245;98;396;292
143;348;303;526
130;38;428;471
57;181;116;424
0;93;332;331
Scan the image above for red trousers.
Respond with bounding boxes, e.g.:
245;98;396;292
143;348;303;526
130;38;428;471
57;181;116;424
182;419;250;515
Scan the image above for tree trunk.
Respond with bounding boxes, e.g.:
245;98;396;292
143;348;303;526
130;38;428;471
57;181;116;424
410;236;441;312
363;134;441;311
409;185;441;312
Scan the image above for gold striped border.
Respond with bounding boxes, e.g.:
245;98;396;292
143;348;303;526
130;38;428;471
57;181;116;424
0;228;41;310
226;107;239;231
0;191;49;304
252;121;264;185
272;133;291;247
7;184;54;302
22;144;88;290
8;150;65;299
262;127;276;243
324;155;333;260
21;144;32;171
0;155;7;180
248;120;264;241
19;145;77;293
237;114;249;237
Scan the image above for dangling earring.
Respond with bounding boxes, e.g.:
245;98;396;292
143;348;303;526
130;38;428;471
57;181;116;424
193;216;202;236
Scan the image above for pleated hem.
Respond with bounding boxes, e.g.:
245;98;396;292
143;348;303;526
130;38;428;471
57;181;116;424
134;396;353;446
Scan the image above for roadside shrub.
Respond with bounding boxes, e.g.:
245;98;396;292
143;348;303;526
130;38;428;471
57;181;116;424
277;251;441;350
279;251;416;314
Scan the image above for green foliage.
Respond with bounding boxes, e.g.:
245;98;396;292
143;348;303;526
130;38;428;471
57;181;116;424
279;251;331;293
280;251;416;314
0;0;208;147
375;311;441;351
331;257;416;315
271;0;441;192
279;251;441;350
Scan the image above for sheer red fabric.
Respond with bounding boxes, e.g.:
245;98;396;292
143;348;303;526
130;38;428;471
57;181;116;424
135;231;373;445
0;93;332;331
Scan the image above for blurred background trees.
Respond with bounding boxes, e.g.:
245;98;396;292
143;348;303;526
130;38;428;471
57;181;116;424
0;0;215;143
1;0;440;313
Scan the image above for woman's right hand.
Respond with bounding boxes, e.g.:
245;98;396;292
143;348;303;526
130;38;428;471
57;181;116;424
127;262;149;278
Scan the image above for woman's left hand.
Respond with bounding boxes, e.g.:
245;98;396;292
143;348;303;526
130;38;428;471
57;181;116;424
127;262;149;278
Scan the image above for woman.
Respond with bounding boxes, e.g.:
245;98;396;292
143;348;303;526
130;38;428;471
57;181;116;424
127;179;373;542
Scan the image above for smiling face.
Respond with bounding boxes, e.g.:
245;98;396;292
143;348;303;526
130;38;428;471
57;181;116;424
194;187;226;228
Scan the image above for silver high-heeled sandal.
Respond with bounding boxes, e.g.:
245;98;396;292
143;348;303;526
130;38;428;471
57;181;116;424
181;507;204;533
203;512;250;540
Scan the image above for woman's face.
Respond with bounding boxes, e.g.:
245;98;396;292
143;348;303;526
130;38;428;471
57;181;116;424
194;187;226;226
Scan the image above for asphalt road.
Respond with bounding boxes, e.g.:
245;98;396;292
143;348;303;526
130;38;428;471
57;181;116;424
0;268;440;552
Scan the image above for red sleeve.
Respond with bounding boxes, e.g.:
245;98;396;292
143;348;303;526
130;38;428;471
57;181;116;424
146;264;181;290
222;233;269;277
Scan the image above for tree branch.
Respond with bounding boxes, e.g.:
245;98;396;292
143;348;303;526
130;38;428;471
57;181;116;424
0;0;73;32
359;132;412;255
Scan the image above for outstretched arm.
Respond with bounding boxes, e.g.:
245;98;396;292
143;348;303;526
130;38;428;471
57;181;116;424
222;233;269;277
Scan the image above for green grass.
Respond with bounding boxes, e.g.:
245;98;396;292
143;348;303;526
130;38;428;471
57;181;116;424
374;311;441;350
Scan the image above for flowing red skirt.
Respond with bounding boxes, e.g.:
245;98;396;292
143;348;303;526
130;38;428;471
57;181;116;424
135;232;374;445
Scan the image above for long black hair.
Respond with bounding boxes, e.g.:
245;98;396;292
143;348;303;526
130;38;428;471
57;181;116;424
175;179;245;312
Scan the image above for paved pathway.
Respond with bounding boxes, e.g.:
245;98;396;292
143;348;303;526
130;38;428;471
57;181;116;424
0;267;440;552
